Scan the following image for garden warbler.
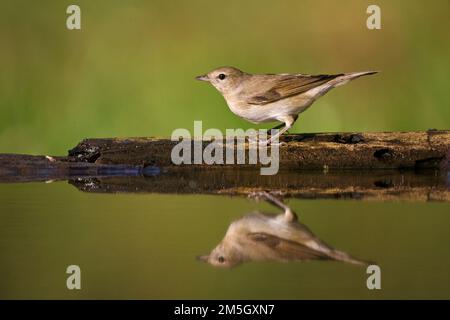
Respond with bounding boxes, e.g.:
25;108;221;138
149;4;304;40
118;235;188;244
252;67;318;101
197;192;370;268
196;67;377;144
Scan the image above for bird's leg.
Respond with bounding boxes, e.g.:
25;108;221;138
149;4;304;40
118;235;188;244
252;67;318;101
266;123;285;135
261;115;297;145
267;115;298;136
249;191;297;222
265;123;293;146
266;124;290;145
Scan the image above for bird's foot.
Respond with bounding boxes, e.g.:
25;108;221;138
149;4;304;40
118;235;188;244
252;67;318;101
266;131;289;137
257;139;286;147
268;141;287;147
247;136;286;147
248;191;271;201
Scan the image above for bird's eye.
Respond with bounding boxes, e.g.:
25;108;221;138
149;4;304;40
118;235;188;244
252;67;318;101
218;256;225;263
218;73;226;80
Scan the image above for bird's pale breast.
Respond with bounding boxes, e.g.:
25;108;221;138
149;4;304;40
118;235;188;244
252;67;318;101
225;93;314;124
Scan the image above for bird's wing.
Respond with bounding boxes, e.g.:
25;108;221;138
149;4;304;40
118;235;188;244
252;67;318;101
247;232;332;261
247;74;342;105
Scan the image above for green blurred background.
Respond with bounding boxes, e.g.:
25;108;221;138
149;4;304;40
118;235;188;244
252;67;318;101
1;2;449;299
0;0;449;155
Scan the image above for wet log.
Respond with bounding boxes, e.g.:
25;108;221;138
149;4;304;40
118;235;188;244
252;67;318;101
0;131;449;201
0;154;143;183
1;154;448;200
66;130;450;170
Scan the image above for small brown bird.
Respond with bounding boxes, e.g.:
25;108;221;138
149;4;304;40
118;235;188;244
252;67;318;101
196;67;378;144
197;192;370;268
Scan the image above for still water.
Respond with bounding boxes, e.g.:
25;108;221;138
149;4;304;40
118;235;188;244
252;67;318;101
0;180;449;299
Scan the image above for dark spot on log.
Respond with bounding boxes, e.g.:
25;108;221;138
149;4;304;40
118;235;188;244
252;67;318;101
68;144;100;163
374;180;393;188
333;134;365;144
374;148;394;161
69;178;101;191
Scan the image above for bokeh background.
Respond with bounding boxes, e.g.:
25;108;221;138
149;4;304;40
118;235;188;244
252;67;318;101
0;0;449;155
1;1;450;300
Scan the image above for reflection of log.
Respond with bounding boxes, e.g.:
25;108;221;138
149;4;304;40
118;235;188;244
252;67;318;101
68;169;450;201
67;131;450;170
0;154;143;183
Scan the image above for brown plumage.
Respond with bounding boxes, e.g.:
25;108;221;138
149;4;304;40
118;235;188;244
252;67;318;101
197;192;371;268
196;67;378;144
247;74;343;105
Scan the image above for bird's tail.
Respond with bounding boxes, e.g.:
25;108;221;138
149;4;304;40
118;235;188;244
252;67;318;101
308;71;378;98
332;70;379;88
347;70;379;77
329;249;374;266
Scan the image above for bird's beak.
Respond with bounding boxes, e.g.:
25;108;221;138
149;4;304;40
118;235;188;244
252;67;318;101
195;74;210;82
196;255;209;262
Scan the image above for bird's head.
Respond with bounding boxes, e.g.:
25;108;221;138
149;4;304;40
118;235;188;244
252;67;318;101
196;242;243;268
196;66;246;95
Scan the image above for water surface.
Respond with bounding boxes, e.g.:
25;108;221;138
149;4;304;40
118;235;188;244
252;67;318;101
1;180;449;299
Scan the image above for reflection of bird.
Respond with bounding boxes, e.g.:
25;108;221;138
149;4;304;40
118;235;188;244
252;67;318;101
197;192;369;268
196;67;377;144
